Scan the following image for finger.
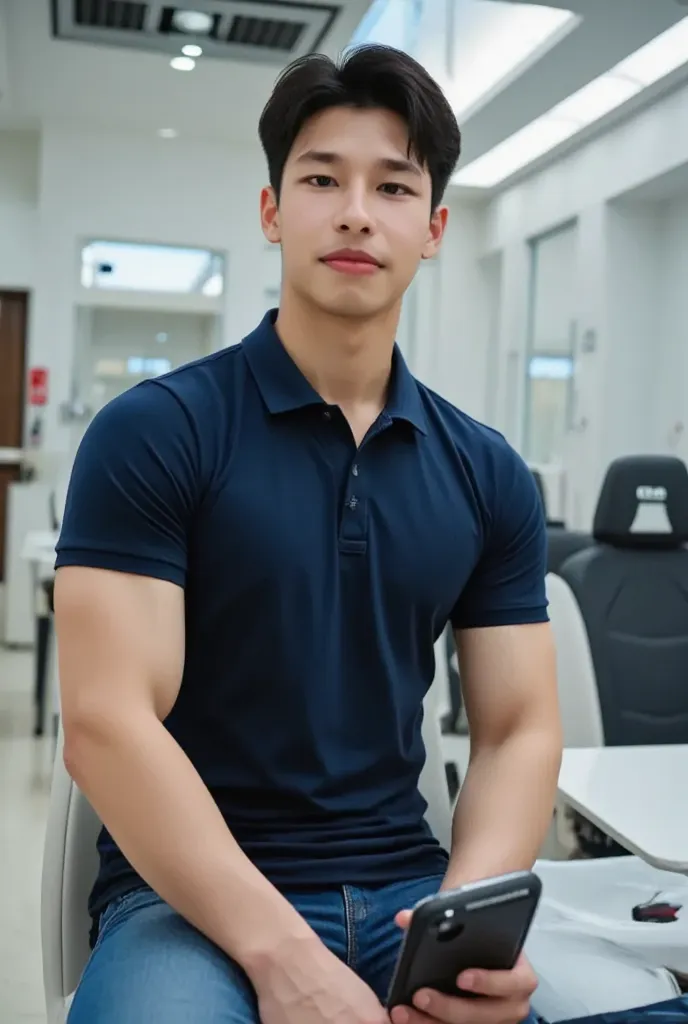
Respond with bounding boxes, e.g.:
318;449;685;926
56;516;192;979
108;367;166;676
389;1005;433;1024
458;957;537;1000
390;993;523;1024
411;990;531;1024
395;909;413;930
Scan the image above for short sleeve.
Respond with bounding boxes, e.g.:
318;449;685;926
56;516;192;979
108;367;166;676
450;448;548;629
55;382;200;587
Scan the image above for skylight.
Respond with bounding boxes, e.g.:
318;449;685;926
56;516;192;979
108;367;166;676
446;2;578;119
453;16;688;189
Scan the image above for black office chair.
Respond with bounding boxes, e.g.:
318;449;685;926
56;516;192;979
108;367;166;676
547;527;592;575
552;455;688;746
530;467;593;574
549;456;688;857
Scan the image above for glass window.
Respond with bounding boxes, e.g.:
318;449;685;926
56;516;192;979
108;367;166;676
81;240;225;296
523;223;578;464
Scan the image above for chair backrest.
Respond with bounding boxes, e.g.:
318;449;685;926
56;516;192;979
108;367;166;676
420;682;454;850
546;526;592;575
41;729;101;1021
546;572;604;748
551;455;688;747
529;466;592;575
42;690;453;1016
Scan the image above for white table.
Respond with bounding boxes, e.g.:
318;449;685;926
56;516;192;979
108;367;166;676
559;745;688;873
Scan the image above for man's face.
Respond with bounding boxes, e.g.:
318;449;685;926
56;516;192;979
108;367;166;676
260;105;447;320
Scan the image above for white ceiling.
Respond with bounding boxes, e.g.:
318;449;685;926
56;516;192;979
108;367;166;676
459;0;688;166
1;0;688;168
0;0;367;142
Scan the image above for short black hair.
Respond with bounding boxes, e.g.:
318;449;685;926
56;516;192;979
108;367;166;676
258;44;461;211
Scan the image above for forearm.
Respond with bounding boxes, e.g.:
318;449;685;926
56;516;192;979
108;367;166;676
64;709;316;975
442;728;562;889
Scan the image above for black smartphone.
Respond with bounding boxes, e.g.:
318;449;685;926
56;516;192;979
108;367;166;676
387;870;542;1010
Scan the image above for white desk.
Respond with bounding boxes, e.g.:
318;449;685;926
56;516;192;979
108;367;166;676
559;746;688;874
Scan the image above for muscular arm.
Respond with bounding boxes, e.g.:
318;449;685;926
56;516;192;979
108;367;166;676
442;621;562;888
57;565;316;973
443;443;562;888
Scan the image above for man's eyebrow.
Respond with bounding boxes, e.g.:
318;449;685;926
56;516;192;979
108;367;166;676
295;150;422;177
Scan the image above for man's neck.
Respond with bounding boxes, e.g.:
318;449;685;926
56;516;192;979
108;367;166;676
274;291;401;413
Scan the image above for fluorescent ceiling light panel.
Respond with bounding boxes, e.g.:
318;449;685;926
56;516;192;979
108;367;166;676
448;2;578;118
614;16;688;87
551;73;640;123
453;15;688;188
454;117;578;188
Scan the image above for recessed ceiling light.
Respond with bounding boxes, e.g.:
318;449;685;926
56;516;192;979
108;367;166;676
172;10;213;34
158;128;178;139
182;44;203;58
170;56;196;72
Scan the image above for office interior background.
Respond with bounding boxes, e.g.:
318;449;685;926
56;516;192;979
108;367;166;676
2;0;688;1020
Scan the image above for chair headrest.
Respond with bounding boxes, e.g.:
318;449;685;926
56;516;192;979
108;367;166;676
593;455;688;549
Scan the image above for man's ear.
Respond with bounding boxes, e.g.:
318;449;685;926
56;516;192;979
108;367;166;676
422;205;448;259
260;185;281;244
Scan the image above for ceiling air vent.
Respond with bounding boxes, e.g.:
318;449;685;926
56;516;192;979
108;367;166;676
51;1;358;65
226;15;306;52
74;1;147;31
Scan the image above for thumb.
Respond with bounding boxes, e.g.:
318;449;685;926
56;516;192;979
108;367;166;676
395;909;413;930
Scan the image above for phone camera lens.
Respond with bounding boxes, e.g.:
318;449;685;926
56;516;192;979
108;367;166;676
436;916;465;941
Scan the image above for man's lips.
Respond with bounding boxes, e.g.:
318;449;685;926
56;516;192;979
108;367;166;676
320;249;383;275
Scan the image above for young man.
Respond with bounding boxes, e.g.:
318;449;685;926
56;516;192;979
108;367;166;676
56;45;562;1023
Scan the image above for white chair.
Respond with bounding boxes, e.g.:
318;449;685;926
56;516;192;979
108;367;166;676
41;728;100;1024
41;691;453;1021
546;571;604;749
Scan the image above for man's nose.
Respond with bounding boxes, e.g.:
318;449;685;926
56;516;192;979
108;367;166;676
334;188;374;235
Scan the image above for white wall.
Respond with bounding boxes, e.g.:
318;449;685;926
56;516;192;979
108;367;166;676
0;130;39;288
5;122;452;458
656;196;688;465
443;78;688;527
431;199;494;421
29;123;267;454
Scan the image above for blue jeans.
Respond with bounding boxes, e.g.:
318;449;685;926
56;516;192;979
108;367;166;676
67;873;539;1023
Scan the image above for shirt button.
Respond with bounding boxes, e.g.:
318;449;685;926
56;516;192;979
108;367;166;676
352;464;359;477
323;409;332;420
348;495;359;510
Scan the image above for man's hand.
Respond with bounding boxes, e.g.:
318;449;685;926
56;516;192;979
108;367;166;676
251;934;388;1024
389;911;537;1024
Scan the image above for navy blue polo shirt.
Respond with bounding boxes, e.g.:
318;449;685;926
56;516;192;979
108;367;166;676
56;309;548;925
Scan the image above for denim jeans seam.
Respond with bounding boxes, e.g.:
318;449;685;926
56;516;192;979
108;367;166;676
341;885;357;970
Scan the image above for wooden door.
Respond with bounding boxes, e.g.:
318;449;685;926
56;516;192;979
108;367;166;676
0;292;28;580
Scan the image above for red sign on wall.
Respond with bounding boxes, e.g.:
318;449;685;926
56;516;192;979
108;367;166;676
28;366;49;406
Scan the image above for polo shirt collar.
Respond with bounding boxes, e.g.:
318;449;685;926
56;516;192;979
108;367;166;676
242;310;428;435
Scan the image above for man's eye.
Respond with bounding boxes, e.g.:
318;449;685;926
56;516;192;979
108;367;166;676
308;175;336;187
380;182;411;196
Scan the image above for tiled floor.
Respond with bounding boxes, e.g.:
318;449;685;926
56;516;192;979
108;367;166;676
1;646;52;1023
